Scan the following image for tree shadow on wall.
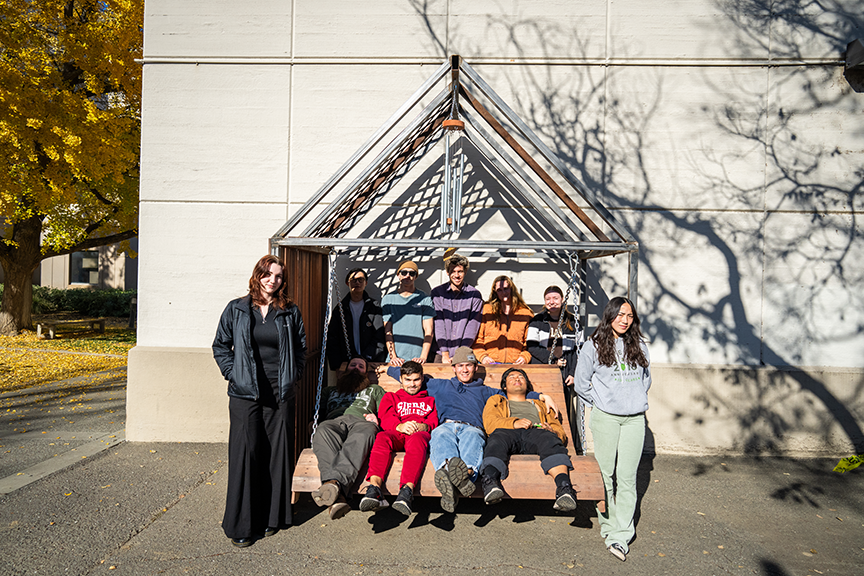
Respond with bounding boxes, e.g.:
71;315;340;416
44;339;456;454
406;1;864;455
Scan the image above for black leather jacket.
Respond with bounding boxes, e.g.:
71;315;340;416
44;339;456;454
212;295;307;402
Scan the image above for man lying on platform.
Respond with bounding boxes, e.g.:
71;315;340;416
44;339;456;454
311;357;384;519
479;367;579;512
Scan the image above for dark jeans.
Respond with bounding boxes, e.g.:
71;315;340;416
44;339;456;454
480;428;572;479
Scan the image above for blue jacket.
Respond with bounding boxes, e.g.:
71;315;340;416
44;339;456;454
213;295;307;402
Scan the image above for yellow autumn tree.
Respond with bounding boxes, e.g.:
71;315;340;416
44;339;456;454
0;0;142;334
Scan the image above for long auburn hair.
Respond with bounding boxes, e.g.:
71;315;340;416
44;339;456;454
486;275;532;324
591;296;648;368
248;255;293;310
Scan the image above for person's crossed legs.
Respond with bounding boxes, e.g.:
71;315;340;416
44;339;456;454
429;422;484;512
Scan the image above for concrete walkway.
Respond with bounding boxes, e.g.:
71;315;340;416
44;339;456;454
0;368;126;484
0;377;862;575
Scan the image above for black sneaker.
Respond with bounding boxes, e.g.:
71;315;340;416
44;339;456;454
608;543;627;562
480;473;504;505
434;468;459;513
553;483;578;511
359;484;385;512
392;485;414;516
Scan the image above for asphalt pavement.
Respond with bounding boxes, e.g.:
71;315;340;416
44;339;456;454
1;373;862;576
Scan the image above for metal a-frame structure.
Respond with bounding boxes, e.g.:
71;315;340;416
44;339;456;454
272;55;639;320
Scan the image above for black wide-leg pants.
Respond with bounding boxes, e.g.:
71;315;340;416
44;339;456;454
223;396;295;539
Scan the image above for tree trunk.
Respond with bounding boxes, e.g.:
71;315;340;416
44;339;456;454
0;215;43;335
0;260;36;335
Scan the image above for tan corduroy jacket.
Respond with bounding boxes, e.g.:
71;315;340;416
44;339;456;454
482;394;568;445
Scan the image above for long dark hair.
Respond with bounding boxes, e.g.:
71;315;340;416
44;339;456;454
248;255;293;310
591;297;648;368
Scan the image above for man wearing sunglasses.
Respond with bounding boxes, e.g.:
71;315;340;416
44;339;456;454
382;260;435;366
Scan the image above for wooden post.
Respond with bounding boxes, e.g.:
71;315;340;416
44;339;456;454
278;246;329;464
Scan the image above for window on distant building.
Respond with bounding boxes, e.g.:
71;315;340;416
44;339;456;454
70;251;100;285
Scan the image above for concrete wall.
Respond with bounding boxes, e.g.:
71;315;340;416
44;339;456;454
129;0;864;455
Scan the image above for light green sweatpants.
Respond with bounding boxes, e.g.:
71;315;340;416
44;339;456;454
590;407;645;553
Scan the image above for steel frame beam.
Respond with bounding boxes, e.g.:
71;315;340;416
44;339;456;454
462;127;572;241
272;56;640;305
314;113;448;237
459;61;635;243
301;90;450;236
271;237;634;252
459;83;609;243
461;107;587;241
327;130;444;238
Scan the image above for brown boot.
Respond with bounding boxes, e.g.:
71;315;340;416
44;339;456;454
312;480;340;507
328;494;351;519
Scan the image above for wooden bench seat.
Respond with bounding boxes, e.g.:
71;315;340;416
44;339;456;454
292;364;605;512
36;319;105;340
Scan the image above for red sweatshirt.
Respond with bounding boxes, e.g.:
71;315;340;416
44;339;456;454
377;388;438;432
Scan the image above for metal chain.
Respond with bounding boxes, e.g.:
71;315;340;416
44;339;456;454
568;251;583;342
311;251;340;440
564;252;587;454
337;284;351;358
548;254;581;364
576;395;587;456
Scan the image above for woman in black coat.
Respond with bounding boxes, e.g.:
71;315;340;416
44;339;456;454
212;255;306;547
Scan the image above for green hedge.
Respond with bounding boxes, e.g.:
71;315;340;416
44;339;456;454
0;284;136;317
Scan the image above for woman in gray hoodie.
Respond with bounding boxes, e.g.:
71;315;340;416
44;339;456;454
574;296;651;562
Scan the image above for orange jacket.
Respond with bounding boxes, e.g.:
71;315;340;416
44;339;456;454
472;303;532;364
482;394;568;445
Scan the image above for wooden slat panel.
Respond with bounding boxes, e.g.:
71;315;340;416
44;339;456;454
279;247;328;464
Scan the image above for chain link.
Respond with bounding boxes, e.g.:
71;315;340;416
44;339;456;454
336;284;351;358
548;254;581;364
311;252;340;440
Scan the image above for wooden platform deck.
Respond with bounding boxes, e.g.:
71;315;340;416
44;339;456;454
292;364;605;512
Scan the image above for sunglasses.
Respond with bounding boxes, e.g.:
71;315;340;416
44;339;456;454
399;270;417;277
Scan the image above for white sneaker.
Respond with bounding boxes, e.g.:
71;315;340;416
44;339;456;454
608;543;627;562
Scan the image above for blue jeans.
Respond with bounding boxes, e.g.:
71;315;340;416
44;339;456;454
429;422;486;480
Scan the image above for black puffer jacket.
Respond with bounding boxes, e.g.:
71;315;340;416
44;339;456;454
212;295;307;402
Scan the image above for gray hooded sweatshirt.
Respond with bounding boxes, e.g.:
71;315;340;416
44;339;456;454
573;337;651;416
